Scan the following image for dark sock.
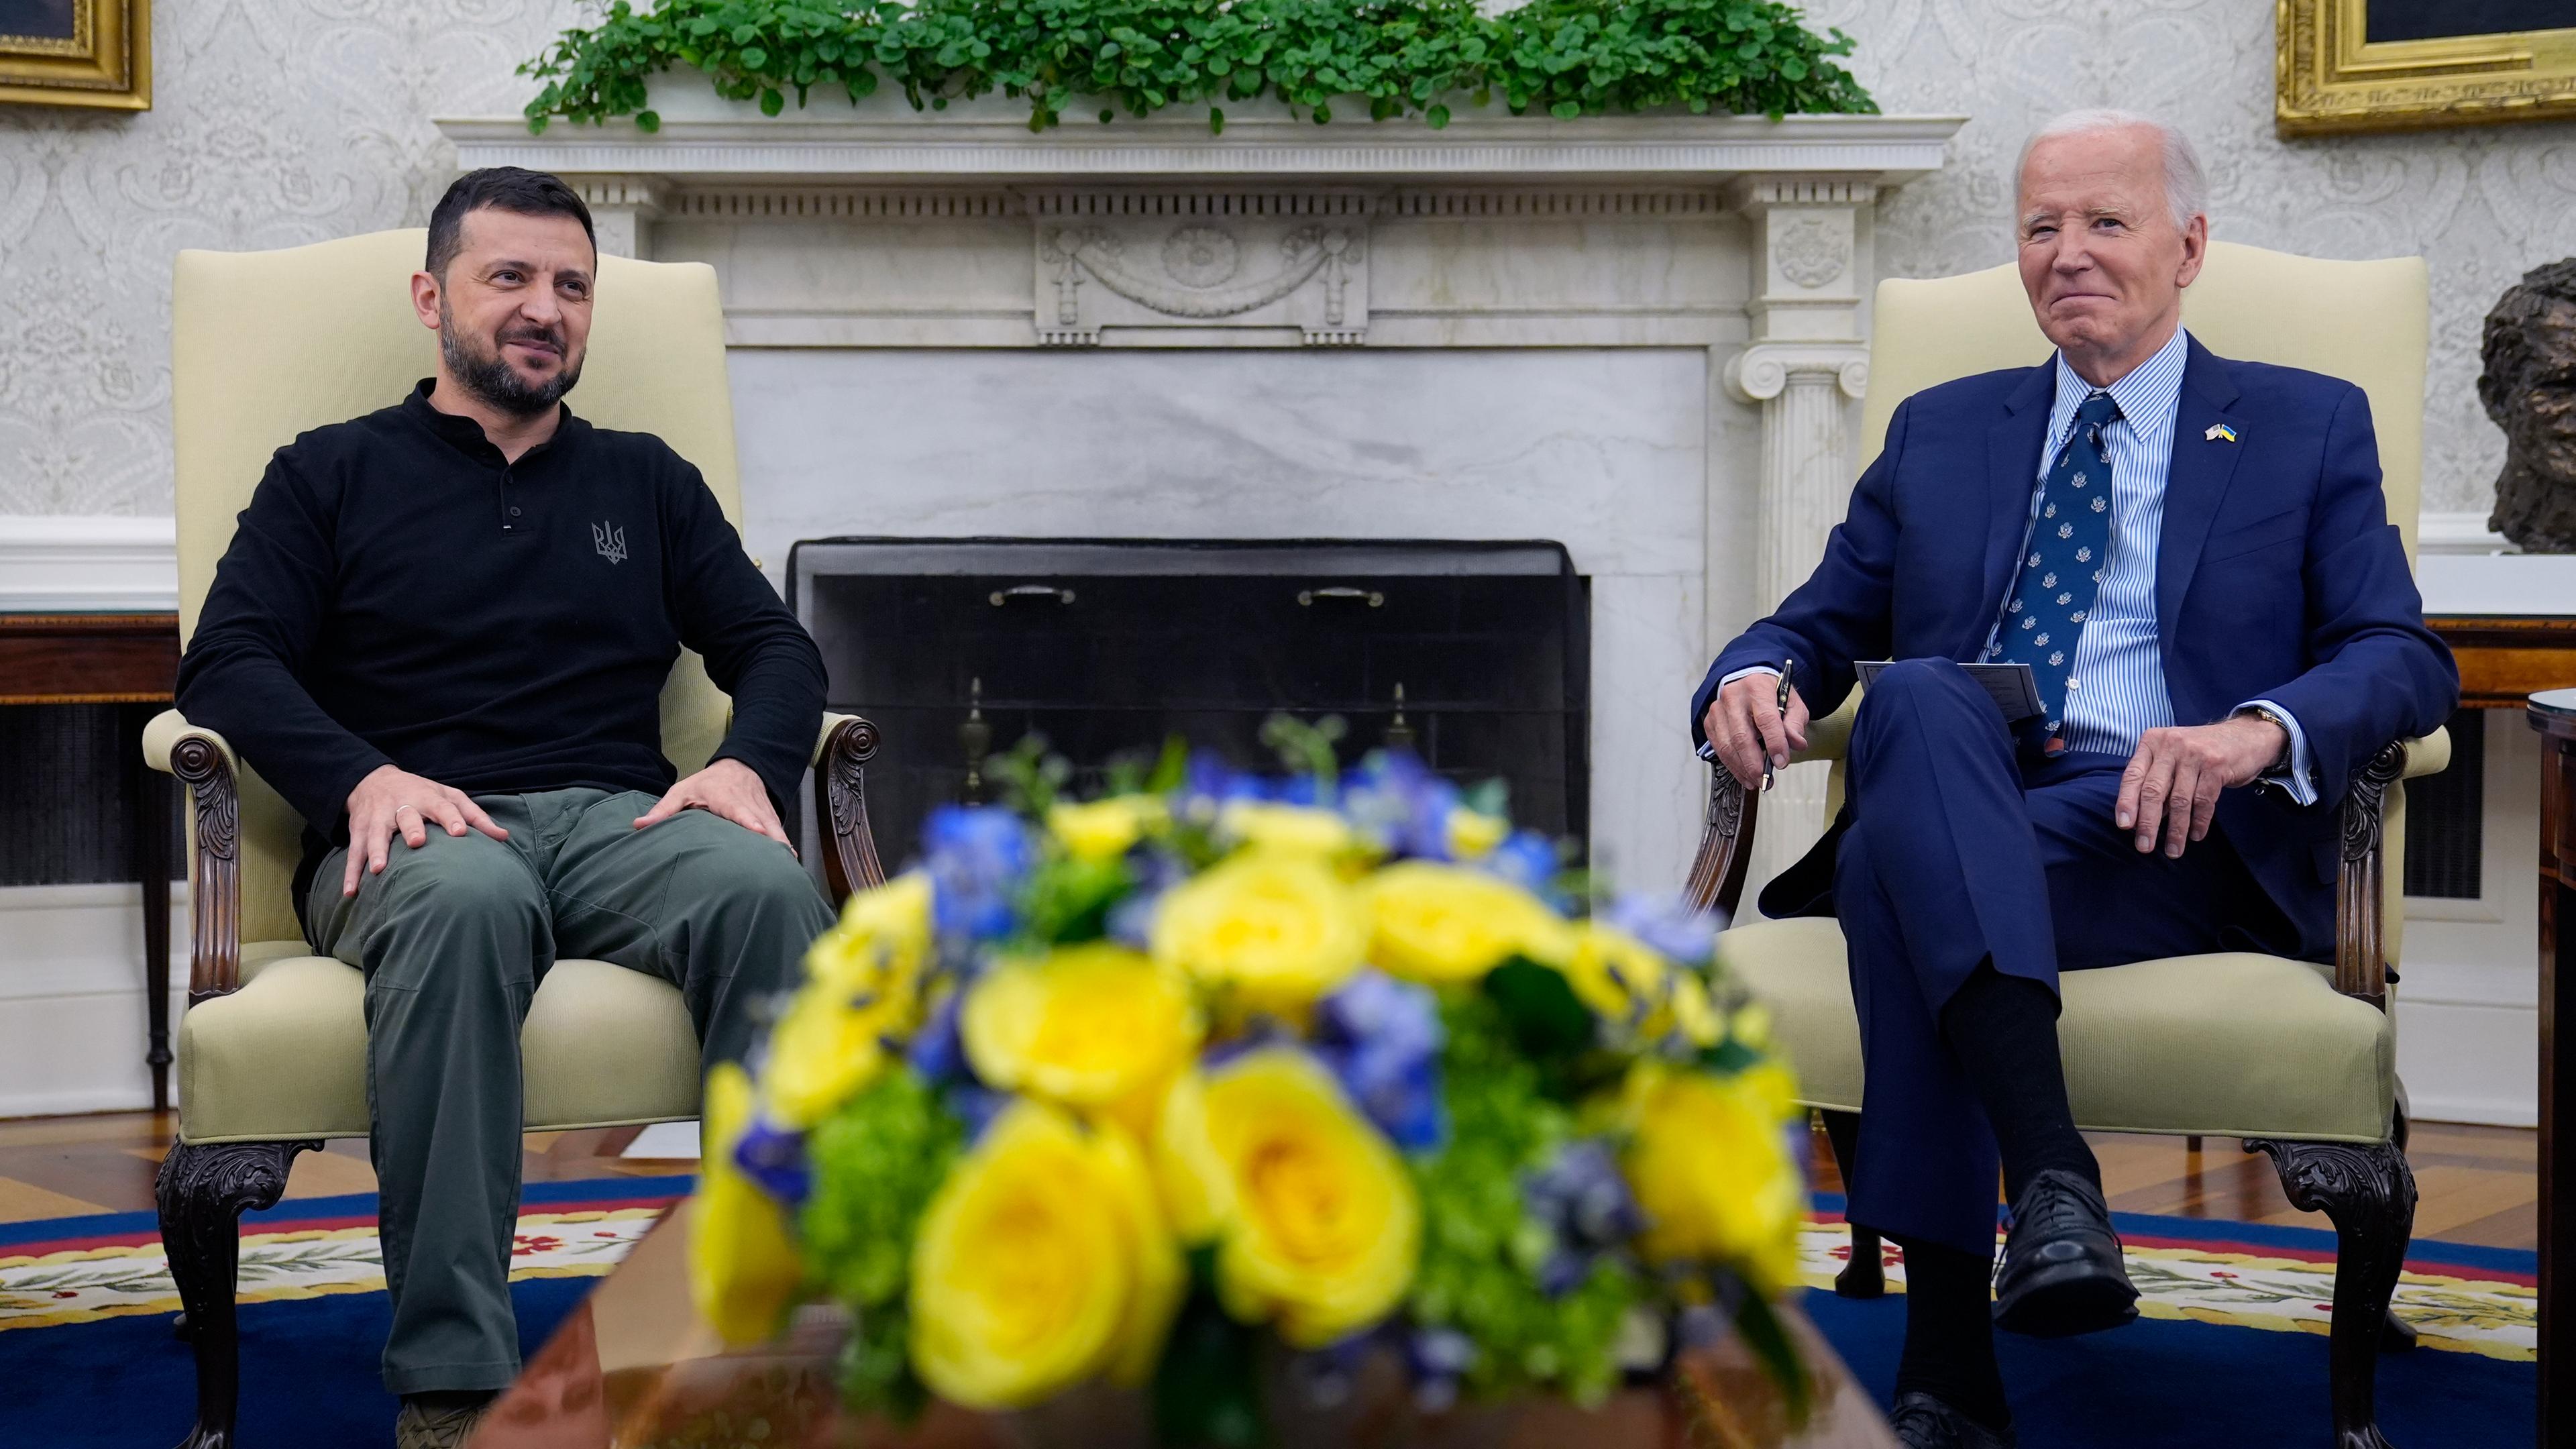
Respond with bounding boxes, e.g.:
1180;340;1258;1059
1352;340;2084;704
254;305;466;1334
1940;961;2099;1203
1891;1234;2010;1431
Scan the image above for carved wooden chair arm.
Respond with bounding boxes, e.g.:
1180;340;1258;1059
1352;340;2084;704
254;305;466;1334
812;712;888;904
140;709;246;1005
1682;697;1859;917
2333;729;2446;1010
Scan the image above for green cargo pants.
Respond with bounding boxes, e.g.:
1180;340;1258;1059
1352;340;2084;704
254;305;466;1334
304;786;835;1395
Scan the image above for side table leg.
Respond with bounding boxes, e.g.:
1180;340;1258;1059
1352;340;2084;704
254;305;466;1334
123;703;173;1113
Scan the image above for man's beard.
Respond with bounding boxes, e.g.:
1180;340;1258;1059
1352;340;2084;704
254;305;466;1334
438;299;584;417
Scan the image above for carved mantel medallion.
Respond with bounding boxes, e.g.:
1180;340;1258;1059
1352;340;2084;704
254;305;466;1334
1029;193;1372;346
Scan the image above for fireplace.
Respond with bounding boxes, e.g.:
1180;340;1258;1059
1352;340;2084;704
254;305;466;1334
791;539;1587;869
448;98;1960;894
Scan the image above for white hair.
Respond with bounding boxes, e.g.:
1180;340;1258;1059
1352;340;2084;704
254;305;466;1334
2017;109;2208;230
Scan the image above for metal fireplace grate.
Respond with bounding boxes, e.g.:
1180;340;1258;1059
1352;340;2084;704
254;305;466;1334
789;538;1589;873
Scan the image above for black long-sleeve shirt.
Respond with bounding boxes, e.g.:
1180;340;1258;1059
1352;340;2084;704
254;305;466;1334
178;381;826;897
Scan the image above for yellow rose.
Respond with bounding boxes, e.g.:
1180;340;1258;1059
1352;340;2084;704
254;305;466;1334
1360;861;1572;985
767;873;935;1127
1048;795;1166;862
961;942;1203;1132
1442;806;1508;861
1559;922;1670;1021
688;1063;804;1346
910;1102;1183;1409
1619;1061;1805;1293
1150;852;1367;1011
1218;800;1358;858
805;870;934;991
1154;1049;1419;1348
1669;975;1727;1049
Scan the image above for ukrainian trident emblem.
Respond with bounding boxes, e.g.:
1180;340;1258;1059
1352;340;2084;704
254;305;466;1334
592;521;627;565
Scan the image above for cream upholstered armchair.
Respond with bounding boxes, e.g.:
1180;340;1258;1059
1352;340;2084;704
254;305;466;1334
1687;243;2448;1449
145;230;885;1449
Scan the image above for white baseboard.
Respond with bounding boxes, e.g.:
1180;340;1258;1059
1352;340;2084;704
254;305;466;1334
2393;998;2539;1128
0;515;178;612
0;883;189;1120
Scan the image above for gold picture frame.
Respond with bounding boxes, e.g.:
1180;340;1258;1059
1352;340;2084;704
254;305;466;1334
0;0;149;111
2279;0;2576;135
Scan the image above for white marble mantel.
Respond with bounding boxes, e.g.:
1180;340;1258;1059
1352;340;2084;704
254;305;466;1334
440;95;1962;890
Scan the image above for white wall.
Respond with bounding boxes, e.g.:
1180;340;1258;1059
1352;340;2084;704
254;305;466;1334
0;0;579;516
0;884;188;1117
2395;712;2543;1126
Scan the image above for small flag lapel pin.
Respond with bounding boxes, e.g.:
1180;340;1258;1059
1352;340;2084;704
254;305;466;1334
2206;423;2239;443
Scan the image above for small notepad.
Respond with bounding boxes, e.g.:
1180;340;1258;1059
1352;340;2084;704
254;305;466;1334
1855;660;2044;722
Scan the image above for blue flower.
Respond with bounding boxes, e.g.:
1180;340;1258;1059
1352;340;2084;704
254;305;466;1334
1405;1326;1479;1411
1523;1138;1645;1297
905;988;969;1085
1313;971;1446;1151
1603;892;1723;967
942;1083;1012;1144
730;1117;811;1209
921;806;1032;947
1340;749;1459;859
1477;828;1563;902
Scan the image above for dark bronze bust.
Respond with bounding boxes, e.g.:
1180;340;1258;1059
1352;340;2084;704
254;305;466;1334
2479;258;2576;552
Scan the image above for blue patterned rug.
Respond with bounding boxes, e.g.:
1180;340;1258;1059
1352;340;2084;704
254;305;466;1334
0;1183;2538;1447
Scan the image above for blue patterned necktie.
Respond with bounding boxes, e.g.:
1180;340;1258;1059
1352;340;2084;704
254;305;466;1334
1989;389;2120;741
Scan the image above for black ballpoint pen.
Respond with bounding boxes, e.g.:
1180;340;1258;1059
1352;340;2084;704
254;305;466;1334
1764;657;1796;793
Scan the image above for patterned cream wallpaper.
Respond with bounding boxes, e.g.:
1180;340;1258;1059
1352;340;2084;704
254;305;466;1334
0;0;578;515
1;1;2571;516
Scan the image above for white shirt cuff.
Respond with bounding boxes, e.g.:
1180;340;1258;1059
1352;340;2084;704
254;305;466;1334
2238;699;2318;806
1699;665;1785;761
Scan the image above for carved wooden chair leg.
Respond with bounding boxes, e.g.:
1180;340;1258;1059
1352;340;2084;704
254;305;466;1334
157;1139;317;1449
2244;1138;2416;1449
1817;1110;1884;1298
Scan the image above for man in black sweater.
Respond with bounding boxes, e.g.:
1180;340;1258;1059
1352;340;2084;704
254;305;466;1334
175;168;835;1448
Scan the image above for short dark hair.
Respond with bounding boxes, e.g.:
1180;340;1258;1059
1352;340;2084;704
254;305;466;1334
2478;258;2576;426
425;167;596;278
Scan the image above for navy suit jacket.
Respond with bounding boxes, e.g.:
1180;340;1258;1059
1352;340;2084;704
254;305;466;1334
1692;337;2459;957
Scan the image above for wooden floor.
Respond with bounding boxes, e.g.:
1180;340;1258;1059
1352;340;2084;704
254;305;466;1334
0;1112;693;1226
0;1109;2540;1250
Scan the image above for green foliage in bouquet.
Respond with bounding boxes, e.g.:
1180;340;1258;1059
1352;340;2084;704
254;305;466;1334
800;1070;966;1415
1407;992;1640;1405
519;0;1876;136
688;726;1810;1442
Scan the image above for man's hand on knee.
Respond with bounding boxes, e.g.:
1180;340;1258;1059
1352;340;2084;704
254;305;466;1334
2114;716;2288;858
635;757;792;850
1702;672;1811;790
343;765;511;896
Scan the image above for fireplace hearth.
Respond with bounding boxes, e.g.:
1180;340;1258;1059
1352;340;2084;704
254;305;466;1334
791;538;1587;870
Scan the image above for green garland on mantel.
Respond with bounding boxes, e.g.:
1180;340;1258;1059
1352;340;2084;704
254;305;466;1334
519;0;1878;136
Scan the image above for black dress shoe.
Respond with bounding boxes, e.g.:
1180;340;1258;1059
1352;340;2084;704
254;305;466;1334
1888;1391;2017;1449
1990;1167;2139;1337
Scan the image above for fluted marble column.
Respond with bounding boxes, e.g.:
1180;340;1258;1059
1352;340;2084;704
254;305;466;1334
1721;180;1874;898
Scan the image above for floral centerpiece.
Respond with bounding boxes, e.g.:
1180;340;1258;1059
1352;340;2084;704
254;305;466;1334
690;727;1808;1442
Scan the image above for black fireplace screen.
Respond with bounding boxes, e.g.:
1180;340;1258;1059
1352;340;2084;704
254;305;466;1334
789;539;1589;872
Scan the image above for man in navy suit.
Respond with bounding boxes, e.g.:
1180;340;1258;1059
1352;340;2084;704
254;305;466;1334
1693;111;2456;1449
